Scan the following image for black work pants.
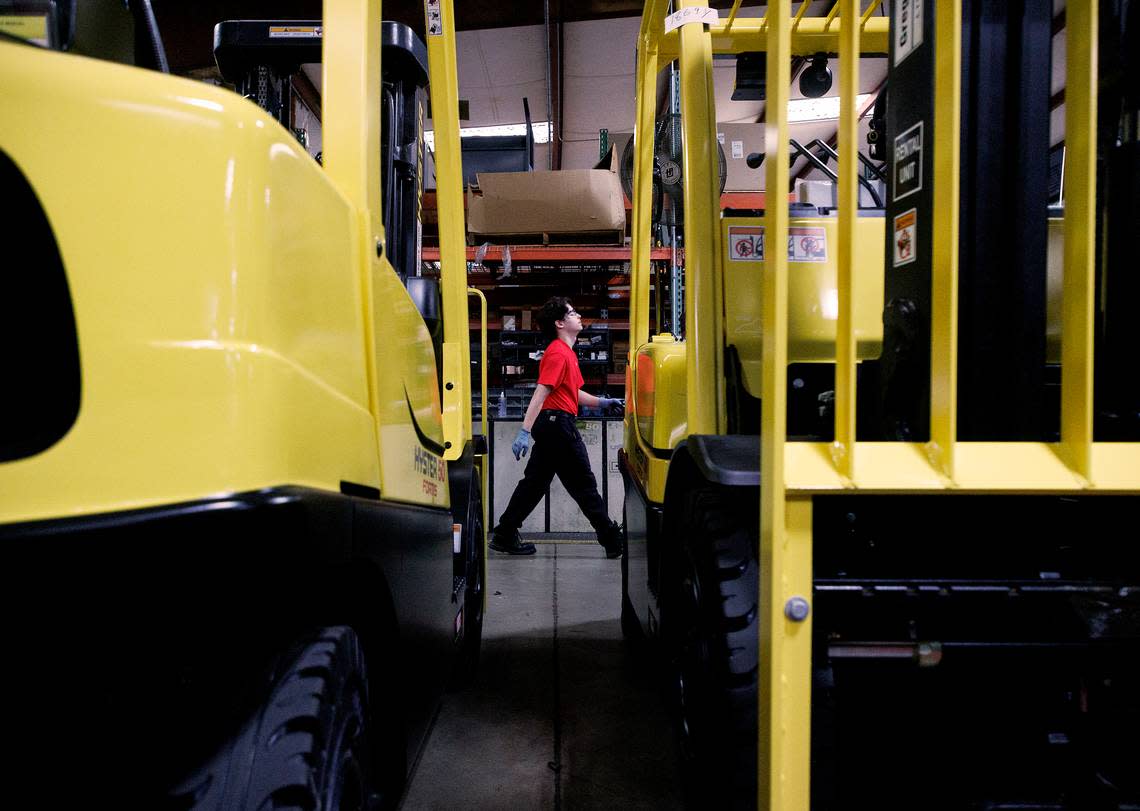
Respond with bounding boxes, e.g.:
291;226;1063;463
498;410;613;537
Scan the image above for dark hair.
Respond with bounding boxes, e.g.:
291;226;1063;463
537;296;573;341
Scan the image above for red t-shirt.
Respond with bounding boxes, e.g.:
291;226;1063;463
537;338;583;414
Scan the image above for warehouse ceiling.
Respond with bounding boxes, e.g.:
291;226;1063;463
146;2;1063;180
154;0;757;73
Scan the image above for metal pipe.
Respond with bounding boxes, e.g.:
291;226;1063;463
726;0;744;30
544;0;555;169
468;287;489;443
793;0;812;27
861;0;883;24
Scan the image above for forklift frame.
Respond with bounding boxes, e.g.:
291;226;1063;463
626;1;1133;808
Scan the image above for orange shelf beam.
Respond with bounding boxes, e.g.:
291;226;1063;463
423;245;677;262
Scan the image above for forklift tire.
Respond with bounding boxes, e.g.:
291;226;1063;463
452;472;486;687
173;626;395;810
667;486;759;810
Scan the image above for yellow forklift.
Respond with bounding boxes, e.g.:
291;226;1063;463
0;0;483;806
619;1;1140;808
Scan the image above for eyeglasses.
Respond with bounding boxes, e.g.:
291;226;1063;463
564;309;580;317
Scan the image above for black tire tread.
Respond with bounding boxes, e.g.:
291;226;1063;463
170;626;374;811
676;485;760;809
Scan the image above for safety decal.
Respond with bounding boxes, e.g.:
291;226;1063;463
893;208;917;267
893;0;924;66
728;226;764;262
664;7;718;34
728;225;828;263
788;226;827;263
426;0;443;36
268;25;321;38
893;121;923;202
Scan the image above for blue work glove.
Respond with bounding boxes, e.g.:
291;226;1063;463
512;427;532;461
598;397;625;416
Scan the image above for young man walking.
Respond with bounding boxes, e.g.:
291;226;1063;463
490;296;625;557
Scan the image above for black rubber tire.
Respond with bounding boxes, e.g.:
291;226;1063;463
665;486;759;810
451;472;485;687
173;626;393;810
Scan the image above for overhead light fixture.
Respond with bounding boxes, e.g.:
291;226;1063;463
799;52;833;98
424;122;552;151
787;94;872;123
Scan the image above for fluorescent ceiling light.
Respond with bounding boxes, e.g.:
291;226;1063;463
424;122;552;151
788;94;872;123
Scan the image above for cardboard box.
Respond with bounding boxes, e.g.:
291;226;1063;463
467;170;626;238
797;178;837;208
605;131;632;174
716;123;766;193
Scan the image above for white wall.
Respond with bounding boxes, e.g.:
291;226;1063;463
560;16;641;169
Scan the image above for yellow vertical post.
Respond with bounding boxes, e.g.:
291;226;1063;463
759;3;809;810
928;0;961;479
630;0;668;352
322;0;383;245
425;0;471;460
677;0;725;435
832;0;858;478
1060;0;1097;482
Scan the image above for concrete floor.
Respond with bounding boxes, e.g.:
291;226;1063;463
399;540;685;810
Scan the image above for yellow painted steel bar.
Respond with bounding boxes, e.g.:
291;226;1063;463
832;0;858;479
928;0;962;479
1061;0;1097;482
660;17;890;59
630;0;668;352
725;0;744;30
768;496;814;808
824;2;841;26
425;0;471;459
792;0;811;26
677;0;725;435
468;286;489;613
758;2;806;808
322;0;382;245
861;0;883;24
468;288;488;443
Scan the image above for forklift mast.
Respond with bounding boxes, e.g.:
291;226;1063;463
620;2;1140;809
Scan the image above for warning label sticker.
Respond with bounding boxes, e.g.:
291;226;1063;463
893;0;924;66
727;225;828;263
426;0;443;35
728;226;763;261
893;121;923;202
789;226;827;262
893;208;917;267
269;25;321;38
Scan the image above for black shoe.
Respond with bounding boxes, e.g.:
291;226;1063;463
489;526;536;555
599;522;623;559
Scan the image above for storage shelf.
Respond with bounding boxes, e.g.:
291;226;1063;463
422;245;676;262
471;320;629;330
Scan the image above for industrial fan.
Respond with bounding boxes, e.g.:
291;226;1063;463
618;113;727;226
